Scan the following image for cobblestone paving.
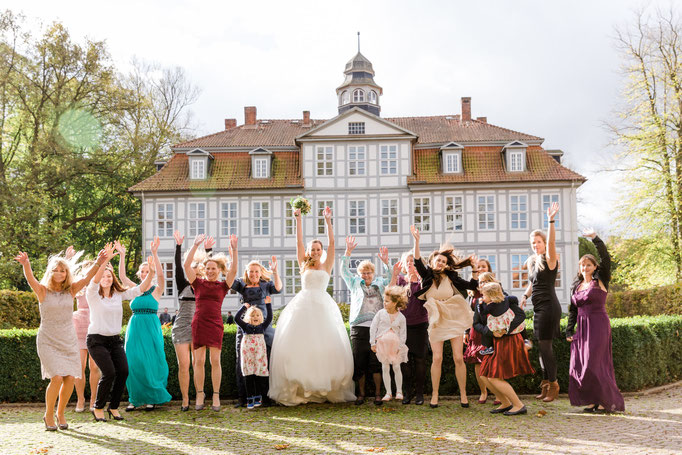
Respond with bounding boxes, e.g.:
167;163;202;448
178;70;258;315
1;385;681;455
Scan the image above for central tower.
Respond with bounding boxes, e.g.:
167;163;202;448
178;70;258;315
336;49;383;116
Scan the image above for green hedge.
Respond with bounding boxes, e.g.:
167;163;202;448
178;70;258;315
1;315;680;402
607;283;682;317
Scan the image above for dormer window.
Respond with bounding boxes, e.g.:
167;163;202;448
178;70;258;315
341;90;350;105
348;122;365;135
249;147;273;179
353;89;365;103
369;90;378;104
440;142;464;174
187;149;212;180
503;141;527;172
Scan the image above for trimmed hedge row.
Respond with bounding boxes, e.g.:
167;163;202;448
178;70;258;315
607;283;682;317
1;315;680;402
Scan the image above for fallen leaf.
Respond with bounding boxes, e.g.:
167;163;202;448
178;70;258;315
366;448;385;453
434;436;446;440
536;410;547;417
274;443;290;450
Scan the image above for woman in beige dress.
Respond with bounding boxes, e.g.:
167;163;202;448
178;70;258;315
410;226;479;408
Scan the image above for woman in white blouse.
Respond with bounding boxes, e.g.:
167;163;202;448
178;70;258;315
86;243;153;421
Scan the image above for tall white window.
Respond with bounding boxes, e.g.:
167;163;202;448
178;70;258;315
349;200;366;234
163;262;174;296
352;89;365;102
220;202;237;236
414;197;431;232
477;195;495;230
188;202;206;237
285;202;294;235
254;158;268;178
444;153;461;173
369;90;378;104
511;254;529;289
380;145;398;175
348;146;366;176
340;90;350;105
190;159;206;179
510;195;528;230
316;146;333;176
381;199;398;233
555;260;562;288
317;200;333;235
445;196;463;231
348;122;365;135
478;254;497;274
156;203;174;237
284;259;302;294
253;201;270;236
542;194;561;228
510;151;524;172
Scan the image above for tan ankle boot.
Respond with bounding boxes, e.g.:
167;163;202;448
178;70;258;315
543;381;560;402
535;380;549;400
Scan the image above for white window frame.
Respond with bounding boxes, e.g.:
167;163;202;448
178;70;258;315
444;152;461;173
162;262;174;296
317;200;333;235
340;90;350;105
413;197;431;232
478;254;497;274
316;146;333;176
380;144;398;175
348;145;366;176
190;159;206;180
285;202;295;236
445;196;463;231
369;90;378;104
348;122;365;135
477;195;495;230
253;201;270;236
254;158;268;178
188;202;206;237
510;195;528;230
352;89;365;102
156;203;174;238
220;201;237;236
349;200;366;234
381;199;398;233
542;194;561;229
509;151;524;172
511;254;529;289
284;259;302;294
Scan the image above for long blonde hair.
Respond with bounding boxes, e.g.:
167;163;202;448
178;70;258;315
184;248;209;278
204;253;229;274
40;257;75;292
526;229;547;276
243;260;273;283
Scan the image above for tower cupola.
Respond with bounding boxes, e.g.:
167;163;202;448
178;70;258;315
336;38;382;116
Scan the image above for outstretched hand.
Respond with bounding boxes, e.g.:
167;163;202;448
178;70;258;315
150;236;160;254
103;242;118;262
293;208;301;218
582;228;597;239
95;248;108;265
392;260;403;276
345;236;358;255
204;235;216;250
229;234;238;251
378;246;389;265
547;202;560;221
173;230;184;245
64;245;76;261
269;255;278;274
410;225;420;242
193;234;206;247
113;240;126;255
13;251;29;266
323;206;332;221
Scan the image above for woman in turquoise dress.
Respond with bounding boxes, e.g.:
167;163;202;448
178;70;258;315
118;237;172;409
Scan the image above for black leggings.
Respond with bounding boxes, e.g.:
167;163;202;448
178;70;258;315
87;334;128;410
401;323;428;398
538;339;557;382
244;375;269;398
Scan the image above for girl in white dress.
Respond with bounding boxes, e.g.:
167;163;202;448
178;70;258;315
268;206;356;406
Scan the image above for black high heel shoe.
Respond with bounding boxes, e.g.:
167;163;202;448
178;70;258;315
460;400;469;408
55;414;68;430
91;410;107;422
107;409;124;421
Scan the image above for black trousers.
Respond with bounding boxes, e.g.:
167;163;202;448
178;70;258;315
244;375;269;398
87;334;128;410
401;322;428;399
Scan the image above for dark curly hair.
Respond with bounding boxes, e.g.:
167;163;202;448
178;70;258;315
427;245;475;287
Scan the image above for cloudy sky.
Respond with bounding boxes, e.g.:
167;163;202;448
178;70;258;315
6;0;669;233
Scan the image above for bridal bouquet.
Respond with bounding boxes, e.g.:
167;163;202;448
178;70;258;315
290;196;311;215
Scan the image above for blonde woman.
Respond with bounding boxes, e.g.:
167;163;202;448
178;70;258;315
231;258;282;407
268;207;355;406
14;248;106;430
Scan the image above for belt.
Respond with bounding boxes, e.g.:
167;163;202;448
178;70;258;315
132;309;158;315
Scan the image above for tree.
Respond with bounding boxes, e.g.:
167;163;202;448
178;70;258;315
609;7;682;282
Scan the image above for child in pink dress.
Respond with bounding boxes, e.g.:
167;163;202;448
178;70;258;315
370;286;409;401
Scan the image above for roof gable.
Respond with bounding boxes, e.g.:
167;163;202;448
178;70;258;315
296;107;416;140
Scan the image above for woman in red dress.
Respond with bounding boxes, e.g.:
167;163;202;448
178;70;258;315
184;233;238;411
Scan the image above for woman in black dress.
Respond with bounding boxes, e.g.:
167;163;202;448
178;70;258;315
521;202;561;402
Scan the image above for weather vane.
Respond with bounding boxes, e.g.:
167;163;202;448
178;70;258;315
357;31;360;53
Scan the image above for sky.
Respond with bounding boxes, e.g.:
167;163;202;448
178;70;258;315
6;0;671;234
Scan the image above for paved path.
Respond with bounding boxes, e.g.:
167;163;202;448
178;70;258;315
1;385;681;455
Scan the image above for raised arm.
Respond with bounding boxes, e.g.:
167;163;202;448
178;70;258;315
410;225;421;260
294;209;306;268
269;256;282;292
71;248;109;295
92;243;116;285
389;261;403;286
545;202;559;270
184;234;205;285
150;236;165;299
173;231;190;291
341;236;357;286
13;252;46;302
139;256;155;293
377;246;390;282
234;303;249;331
114;240;137;288
321;206;335;273
585;229;611;290
225;235;239;287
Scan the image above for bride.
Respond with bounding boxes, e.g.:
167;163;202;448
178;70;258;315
269;206;356;406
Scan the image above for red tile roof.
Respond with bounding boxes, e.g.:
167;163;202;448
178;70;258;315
173;116;541;148
409;146;585;185
129;152;302;192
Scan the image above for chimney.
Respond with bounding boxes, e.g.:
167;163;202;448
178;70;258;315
303;110;310;125
476;116;487;123
244;106;257;126
224;118;236;129
461;97;471;122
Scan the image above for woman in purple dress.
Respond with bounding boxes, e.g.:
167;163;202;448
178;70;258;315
566;229;624;412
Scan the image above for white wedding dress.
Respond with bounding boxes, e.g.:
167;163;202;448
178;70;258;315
269;269;356;406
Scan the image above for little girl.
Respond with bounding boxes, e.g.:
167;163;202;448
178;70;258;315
234;301;273;409
479;282;525;355
370;286;409;401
